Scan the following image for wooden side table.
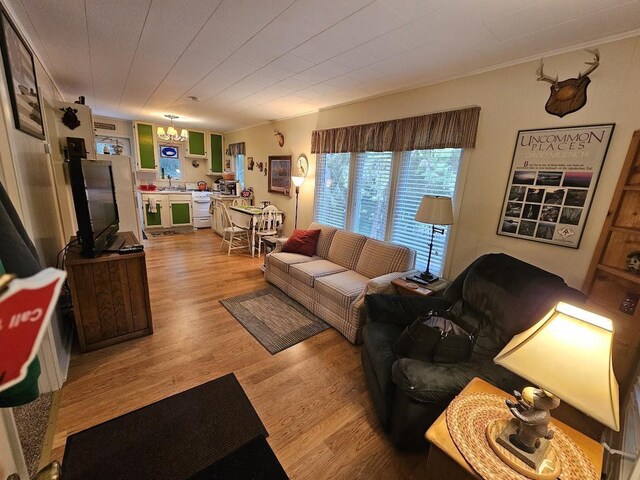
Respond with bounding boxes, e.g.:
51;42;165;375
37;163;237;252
391;277;437;297
424;378;603;479
66;232;153;352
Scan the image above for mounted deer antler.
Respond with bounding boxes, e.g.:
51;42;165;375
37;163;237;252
536;49;601;118
578;49;600;79
536;60;559;91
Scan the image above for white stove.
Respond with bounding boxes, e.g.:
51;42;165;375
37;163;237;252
192;191;212;228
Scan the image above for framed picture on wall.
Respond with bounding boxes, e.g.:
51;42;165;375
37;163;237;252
0;8;45;139
497;124;615;248
268;155;291;194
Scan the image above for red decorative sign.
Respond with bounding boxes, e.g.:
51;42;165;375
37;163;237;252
0;268;66;392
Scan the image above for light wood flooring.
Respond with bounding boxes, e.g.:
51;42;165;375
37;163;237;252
49;229;427;479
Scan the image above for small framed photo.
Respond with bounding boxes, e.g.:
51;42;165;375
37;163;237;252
268;155;291;194
0;8;45;139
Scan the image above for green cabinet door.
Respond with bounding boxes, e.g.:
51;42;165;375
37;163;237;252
145;205;162;227
210;133;223;173
137;123;156;170
188;130;206;157
171;202;191;226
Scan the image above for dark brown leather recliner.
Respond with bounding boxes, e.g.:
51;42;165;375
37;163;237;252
360;253;585;450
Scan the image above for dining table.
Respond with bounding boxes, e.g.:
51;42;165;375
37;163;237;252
229;205;285;257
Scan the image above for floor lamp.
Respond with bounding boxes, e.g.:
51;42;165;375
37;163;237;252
291;175;304;229
411;195;453;284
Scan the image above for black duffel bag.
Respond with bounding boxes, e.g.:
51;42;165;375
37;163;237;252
392;309;476;363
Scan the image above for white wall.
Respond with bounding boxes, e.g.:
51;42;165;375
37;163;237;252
0;1;71;393
225;35;640;289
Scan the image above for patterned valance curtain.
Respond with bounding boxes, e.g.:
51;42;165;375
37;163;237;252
226;142;245;155
310;106;480;154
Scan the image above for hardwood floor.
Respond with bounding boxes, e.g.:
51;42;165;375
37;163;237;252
50;229;427;478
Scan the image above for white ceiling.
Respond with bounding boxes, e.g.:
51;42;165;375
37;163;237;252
7;0;640;132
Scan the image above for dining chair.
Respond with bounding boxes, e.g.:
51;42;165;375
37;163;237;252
255;205;279;257
232;198;249;207
219;202;251;256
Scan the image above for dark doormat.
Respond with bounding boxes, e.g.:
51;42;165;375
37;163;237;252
61;373;272;480
220;286;330;354
188;435;288;480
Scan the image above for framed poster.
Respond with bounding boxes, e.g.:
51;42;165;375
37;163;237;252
497;124;614;248
268;155;291;194
0;8;45;139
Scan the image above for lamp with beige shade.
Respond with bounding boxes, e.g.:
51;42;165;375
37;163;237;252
410;195;454;284
488;302;619;479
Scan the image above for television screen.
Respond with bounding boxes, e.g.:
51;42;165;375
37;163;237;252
83;162;118;238
68;157;119;257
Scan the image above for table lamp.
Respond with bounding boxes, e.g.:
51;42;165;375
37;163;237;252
291;175;304;229
411;195;453;283
490;302;619;478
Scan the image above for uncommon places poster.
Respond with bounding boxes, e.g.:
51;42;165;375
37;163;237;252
498;124;614;248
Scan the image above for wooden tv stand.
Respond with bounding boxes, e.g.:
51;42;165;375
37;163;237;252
65;232;153;352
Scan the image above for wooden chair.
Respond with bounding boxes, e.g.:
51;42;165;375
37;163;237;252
255;205;280;257
232;198;249;207
219;202;250;256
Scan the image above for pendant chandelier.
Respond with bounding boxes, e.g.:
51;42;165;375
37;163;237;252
157;114;188;142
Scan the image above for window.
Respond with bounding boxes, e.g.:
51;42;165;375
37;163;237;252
235;154;245;189
390;149;461;273
313;149;462;275
314;153;351;228
351;152;392;240
159;144;182;180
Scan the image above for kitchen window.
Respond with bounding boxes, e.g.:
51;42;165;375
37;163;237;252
313;149;462;274
159;144;182;180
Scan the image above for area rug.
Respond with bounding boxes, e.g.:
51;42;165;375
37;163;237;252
145;228;195;237
188;435;288;480
13;392;53;477
61;373;270;480
220;286;330;354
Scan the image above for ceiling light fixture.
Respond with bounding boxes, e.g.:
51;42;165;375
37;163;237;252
157;114;188;142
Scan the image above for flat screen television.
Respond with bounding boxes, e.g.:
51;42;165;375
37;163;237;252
68;158;120;257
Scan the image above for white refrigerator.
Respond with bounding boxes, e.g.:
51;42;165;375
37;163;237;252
97;153;143;242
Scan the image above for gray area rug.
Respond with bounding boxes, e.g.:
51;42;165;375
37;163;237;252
146;228;195;237
13;392;53;477
220;286;330;354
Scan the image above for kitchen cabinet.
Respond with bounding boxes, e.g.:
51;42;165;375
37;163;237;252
210;133;223;174
187;130;206;158
134;122;157;171
141;194;169;229
169;194;193;227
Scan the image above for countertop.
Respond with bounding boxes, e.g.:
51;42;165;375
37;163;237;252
137;190;240;198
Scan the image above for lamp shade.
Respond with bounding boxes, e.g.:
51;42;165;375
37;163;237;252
415;195;453;225
494;302;619;431
291;175;304;187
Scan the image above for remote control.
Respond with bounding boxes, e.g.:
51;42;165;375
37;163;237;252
118;244;144;254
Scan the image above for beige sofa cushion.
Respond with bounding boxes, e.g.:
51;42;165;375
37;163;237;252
289;260;347;287
326;230;367;270
355;238;416;279
315;270;369;308
308;222;338;258
268;252;318;273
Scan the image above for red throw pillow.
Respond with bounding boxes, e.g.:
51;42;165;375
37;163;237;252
282;229;321;256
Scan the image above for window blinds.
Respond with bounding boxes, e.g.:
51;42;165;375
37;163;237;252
351;152;393;240
390;149;462;274
313;153;351;229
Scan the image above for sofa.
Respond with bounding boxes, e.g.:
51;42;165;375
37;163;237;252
265;222;417;344
361;253;586;450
